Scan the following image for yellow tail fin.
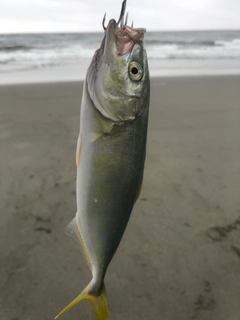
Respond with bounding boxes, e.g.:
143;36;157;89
55;284;108;320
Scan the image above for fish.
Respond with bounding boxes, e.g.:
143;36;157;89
55;0;150;319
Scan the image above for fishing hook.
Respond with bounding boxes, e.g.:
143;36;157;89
117;0;127;27
102;13;106;30
125;12;128;26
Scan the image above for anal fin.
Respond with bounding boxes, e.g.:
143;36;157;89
65;216;92;269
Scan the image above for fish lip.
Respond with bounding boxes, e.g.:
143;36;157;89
103;19;146;59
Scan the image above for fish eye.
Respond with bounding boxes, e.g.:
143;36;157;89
128;61;143;81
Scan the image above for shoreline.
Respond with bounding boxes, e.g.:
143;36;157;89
1;58;240;86
1;71;240;87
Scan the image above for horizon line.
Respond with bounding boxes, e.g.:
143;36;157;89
1;28;240;35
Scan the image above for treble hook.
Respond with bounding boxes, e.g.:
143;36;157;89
117;0;127;27
102;13;106;30
102;0;128;31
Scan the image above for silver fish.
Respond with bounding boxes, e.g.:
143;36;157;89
55;1;150;319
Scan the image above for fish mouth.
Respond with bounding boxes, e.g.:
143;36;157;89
103;0;146;59
115;25;146;55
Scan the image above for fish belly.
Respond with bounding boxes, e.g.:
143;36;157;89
76;112;148;283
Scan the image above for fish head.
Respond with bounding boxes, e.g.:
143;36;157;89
87;18;150;123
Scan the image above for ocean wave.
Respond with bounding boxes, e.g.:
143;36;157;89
146;37;240;49
147;44;240;60
215;38;240;48
0;31;240;73
0;57;15;64
145;37;240;60
145;39;217;46
0;45;33;52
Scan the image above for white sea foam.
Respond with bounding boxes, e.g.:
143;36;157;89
0;30;240;83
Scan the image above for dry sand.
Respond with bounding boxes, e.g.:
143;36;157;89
0;76;240;320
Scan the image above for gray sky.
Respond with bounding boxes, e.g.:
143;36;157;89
0;0;240;33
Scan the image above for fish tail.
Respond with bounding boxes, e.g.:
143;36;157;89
89;284;108;320
55;282;108;320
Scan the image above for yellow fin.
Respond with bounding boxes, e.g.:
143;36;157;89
89;285;108;320
55;283;108;320
65;217;92;269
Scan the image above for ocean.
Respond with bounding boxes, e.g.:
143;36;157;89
0;30;240;84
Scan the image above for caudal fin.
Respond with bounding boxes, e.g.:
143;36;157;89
55;283;108;320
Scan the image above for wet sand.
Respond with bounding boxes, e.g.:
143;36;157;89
0;75;240;320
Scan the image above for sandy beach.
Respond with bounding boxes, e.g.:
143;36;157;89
0;75;240;320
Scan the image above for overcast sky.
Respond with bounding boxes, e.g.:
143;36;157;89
0;0;240;33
